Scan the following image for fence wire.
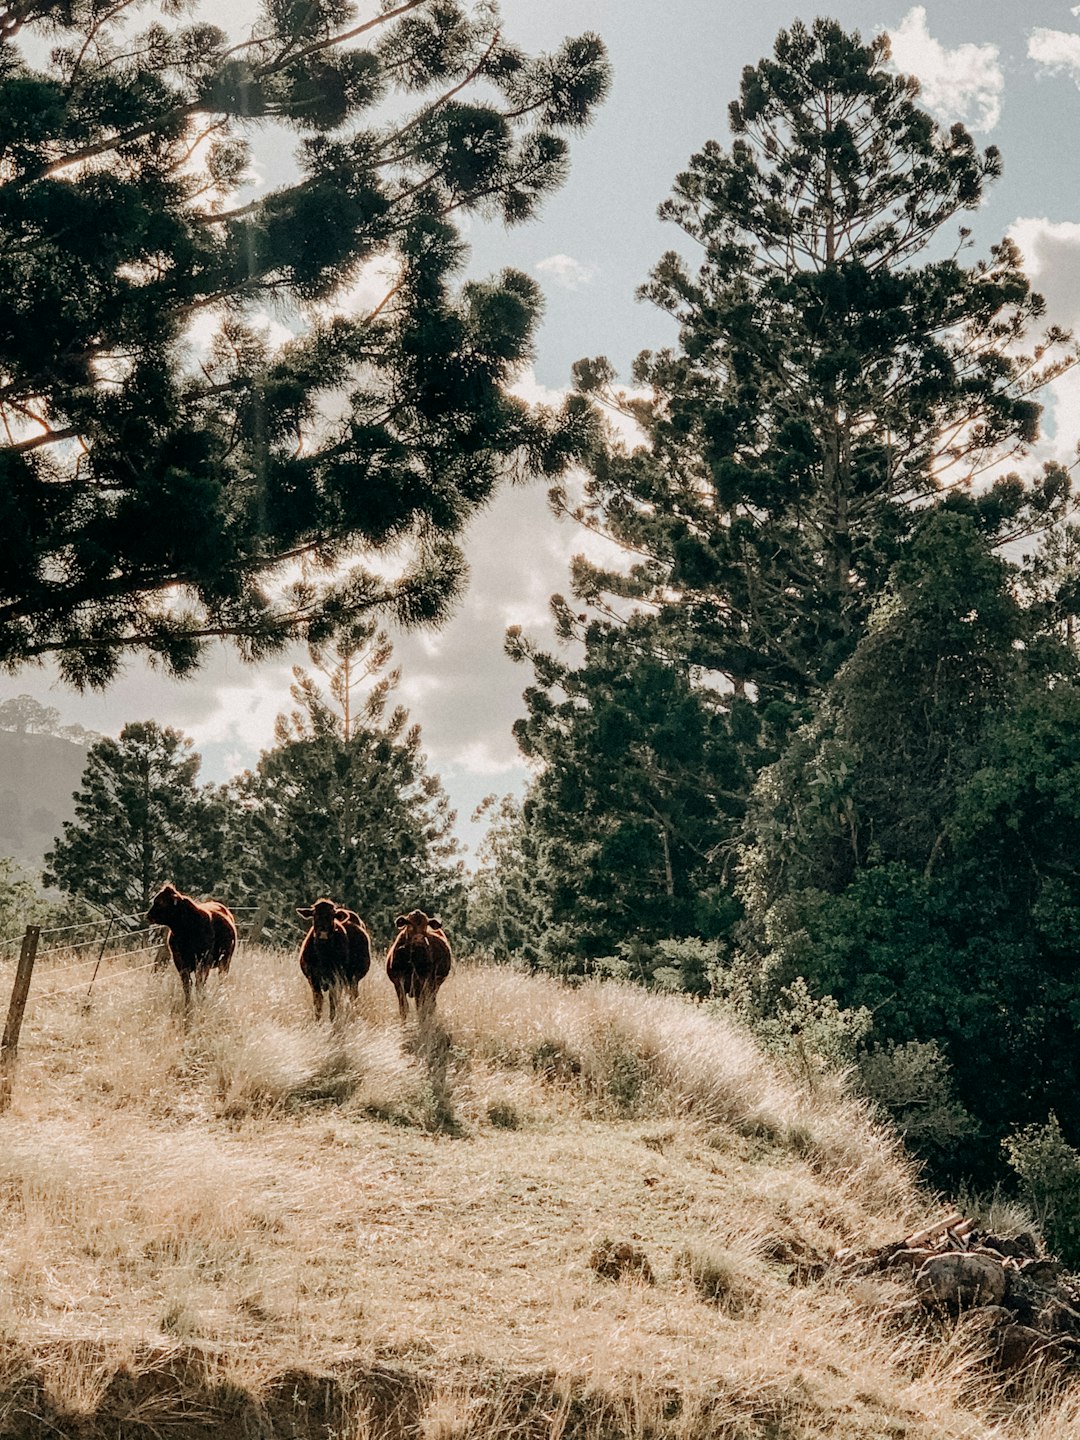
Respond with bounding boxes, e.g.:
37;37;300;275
0;900;263;964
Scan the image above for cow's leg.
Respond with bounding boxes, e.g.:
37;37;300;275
328;985;338;1022
179;967;192;1006
417;981;438;1024
312;985;324;1021
393;978;409;1024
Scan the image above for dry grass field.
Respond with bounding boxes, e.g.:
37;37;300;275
0;942;1074;1437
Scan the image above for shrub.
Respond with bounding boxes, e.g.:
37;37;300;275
673;1243;757;1314
1003;1114;1080;1265
858;1039;976;1160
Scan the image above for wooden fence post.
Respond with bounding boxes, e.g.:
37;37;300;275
246;904;269;946
0;926;40;1113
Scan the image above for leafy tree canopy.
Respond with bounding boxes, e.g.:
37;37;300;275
0;692;95;742
736;510;1080;1180
488;615;770;971
0;0;609;687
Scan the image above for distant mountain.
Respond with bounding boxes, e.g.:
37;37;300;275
0;729;88;874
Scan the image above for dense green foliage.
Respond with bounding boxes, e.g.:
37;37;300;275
469;18;1080;1204
1005;1117;1080;1267
44;721;224;911
224;625;462;941
737;510;1080;1178
477;19;1073;972
478;618;773;973
0;0;608;686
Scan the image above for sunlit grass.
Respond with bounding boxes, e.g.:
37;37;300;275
0;945;1071;1435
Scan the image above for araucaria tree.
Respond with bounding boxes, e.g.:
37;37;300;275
45;721;224;910
0;0;608;686
225;622;462;937
565;18;1073;701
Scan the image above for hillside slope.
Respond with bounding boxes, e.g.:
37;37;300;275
0;729;85;872
0;950;1073;1438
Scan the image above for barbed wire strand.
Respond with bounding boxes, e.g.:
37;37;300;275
37;956;163;1000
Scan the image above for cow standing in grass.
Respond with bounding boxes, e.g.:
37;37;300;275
386;909;452;1022
297;899;371;1020
146;883;237;1004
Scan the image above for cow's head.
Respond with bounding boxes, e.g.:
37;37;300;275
146;883;179;924
395;909;433;940
297;898;340;942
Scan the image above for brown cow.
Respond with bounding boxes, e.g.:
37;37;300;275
297;898;371;1020
386;909;452;1022
146;883;237;1004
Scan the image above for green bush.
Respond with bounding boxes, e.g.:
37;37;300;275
858;1039;976;1160
1003;1114;1080;1265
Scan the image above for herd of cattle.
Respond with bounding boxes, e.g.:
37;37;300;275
144;883;452;1020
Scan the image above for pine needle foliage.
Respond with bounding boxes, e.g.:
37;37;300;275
0;0;609;686
563;18;1074;702
225;620;462;937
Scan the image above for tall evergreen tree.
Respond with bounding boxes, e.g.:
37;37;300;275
562;18;1073;703
45;721;224;910
226;622;461;937
495;615;764;970
0;0;608;686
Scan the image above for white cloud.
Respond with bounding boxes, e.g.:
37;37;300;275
887;7;1004;132
1005;217;1080;465
1029;26;1080;86
449;740;522;777
325;254;402;319
535;253;596;291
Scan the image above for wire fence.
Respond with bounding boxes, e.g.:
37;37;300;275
0;902;271;1108
0;903;266;969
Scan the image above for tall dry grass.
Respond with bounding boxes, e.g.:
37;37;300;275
0;945;1072;1436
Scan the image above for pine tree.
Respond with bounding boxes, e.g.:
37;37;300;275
44;721;224;910
225;621;462;937
0;0;609;686
562;18;1073;703
498;615;763;969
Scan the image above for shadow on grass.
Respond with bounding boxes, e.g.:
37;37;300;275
405;1016;465;1136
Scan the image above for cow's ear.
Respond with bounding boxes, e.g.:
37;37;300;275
334;909;350;921
296;907;313;919
429;917;442;930
394;915;408;929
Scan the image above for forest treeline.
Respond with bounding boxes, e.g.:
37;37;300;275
470;20;1080;1239
4;4;1080;1250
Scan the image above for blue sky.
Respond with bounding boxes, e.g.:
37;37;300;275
8;1;1080;858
